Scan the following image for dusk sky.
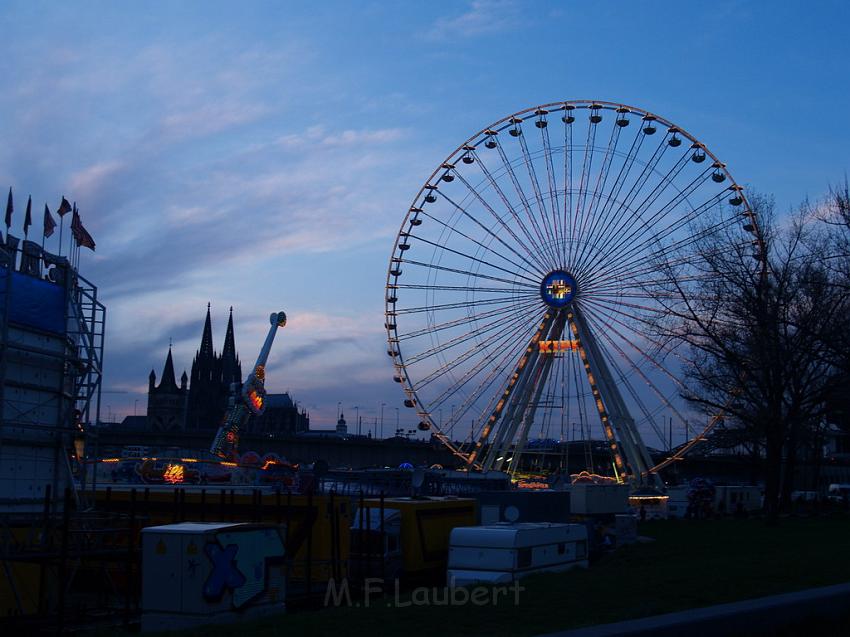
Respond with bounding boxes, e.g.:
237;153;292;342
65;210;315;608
1;0;848;432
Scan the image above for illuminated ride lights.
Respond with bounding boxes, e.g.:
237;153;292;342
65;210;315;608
385;100;762;488
163;463;185;484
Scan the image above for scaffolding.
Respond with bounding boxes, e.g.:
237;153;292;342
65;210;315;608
0;236;105;511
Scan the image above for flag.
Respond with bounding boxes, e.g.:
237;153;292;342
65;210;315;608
43;204;56;238
23;196;32;237
4;188;12;228
56;196;71;217
71;207;95;251
70;206;82;243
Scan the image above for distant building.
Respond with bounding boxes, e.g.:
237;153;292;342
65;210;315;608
252;393;310;436
336;412;348;435
146;346;188;431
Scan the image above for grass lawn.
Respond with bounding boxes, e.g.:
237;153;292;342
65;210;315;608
156;515;850;637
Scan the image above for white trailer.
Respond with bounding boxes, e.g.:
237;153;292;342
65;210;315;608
447;523;588;587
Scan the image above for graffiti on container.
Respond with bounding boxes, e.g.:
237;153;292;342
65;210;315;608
202;528;285;609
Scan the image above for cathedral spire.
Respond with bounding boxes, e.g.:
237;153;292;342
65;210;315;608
199;302;214;359
222;306;236;360
221;305;241;385
159;345;178;391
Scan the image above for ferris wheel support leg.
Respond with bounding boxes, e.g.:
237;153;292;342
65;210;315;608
570;305;662;488
491;311;566;472
476;313;555;470
507;350;558;476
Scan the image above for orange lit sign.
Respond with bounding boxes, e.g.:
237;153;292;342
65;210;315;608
163;464;185;484
539;340;579;353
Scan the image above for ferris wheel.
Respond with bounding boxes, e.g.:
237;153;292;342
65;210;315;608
385;100;762;486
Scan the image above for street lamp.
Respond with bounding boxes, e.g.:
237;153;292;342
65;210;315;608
380;402;385;440
354;405;360;436
395;407;399;433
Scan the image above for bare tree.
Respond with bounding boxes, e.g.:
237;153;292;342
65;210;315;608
651;195;848;519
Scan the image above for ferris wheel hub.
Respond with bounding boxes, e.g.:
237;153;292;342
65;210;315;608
540;270;578;308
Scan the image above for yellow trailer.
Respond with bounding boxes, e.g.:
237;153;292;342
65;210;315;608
352;496;476;584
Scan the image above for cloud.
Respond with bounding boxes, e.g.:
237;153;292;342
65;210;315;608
425;0;524;40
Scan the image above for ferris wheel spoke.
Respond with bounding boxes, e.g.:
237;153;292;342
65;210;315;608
571;113;600;264
396;303;523;341
450;171;550;274
583;304;690;406
404;306;539;366
572;119;624;270
392;292;538;316
575;124;645;269
398;258;534;288
540;124;563;258
598;338;667;448
589;168;714;276
563;111;575;265
395;283;534;294
587;199;736;287
404;232;540;284
492;138;561;268
583;273;703;296
433;187;547;278
517;128;560;261
586;245;722;292
574;124;667;273
468;150;555;271
583;187;724;286
575;297;664;335
581;309;678;446
429;327;534;443
575;137;679;276
413;306;541;394
579;127;668;269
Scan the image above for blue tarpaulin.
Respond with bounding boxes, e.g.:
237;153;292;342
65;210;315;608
0;266;66;334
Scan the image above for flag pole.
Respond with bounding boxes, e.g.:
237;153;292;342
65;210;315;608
58;214;64;257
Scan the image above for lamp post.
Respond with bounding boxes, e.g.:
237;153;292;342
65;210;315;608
354;405;360;436
380;402;385;440
134;399;138;416
395;407;399;433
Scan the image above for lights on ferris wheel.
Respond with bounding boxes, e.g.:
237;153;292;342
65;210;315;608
538;340;580;353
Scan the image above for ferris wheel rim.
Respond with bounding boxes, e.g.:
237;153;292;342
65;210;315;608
385;99;765;472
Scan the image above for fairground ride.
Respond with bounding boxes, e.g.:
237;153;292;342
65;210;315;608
385;100;764;487
210;311;287;459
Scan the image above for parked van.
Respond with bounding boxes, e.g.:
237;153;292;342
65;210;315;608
447;523;588;586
